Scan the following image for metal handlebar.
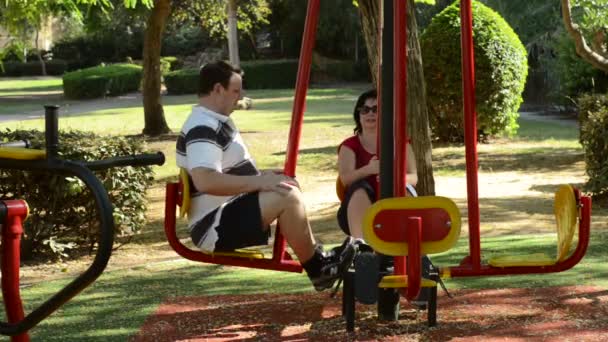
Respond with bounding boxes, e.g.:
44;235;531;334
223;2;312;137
0;105;165;336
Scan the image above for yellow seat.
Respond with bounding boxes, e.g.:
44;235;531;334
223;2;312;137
0;147;46;160
378;275;437;288
488;184;579;267
211;250;265;259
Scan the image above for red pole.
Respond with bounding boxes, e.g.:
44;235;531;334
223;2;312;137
460;0;481;269
276;0;320;262
1;200;30;342
393;0;407;197
392;0;408;277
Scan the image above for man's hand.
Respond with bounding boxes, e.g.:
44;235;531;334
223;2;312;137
257;173;300;195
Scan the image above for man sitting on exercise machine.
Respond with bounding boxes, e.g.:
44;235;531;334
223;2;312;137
175;60;356;291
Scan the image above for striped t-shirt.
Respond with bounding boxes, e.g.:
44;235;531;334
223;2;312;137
176;105;259;250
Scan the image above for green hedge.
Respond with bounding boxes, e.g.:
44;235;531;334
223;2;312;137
241;59;299;89
578;94;608;202
421;0;528;142
164;59;299;95
312;60;371;83
0;60;67;76
0;129;154;260
164;68;199;95
62;63;143;99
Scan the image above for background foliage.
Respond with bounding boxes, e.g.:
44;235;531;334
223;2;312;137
0;129;154;260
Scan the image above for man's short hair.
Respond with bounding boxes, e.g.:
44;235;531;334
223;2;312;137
198;61;242;97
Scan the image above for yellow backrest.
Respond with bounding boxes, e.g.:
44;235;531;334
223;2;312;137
554;184;578;262
178;168;191;218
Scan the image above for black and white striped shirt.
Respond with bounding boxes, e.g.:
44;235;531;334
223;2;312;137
176;105;259;249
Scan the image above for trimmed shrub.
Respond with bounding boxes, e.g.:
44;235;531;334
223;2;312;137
421;0;528;142
164;68;199;95
160;56;182;75
578;94;608;202
164;59;300;95
0;60;67;76
0;129;154;260
62;63;142;99
241;59;298;89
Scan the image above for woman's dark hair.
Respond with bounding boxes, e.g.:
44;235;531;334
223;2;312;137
353;89;377;134
198;60;242;97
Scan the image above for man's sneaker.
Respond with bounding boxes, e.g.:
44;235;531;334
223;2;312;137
311;237;356;291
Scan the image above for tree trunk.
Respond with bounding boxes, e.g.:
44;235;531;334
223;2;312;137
561;0;608;73
34;29;47;76
142;0;171;136
227;0;240;67
358;0;435;195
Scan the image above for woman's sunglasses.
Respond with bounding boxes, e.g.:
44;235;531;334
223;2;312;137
359;105;378;115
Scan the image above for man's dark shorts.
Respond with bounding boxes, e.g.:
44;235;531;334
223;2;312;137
191;192;270;252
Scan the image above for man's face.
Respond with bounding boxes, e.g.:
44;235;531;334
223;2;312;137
218;73;242;115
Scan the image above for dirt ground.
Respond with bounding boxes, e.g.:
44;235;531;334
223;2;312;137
132;285;608;342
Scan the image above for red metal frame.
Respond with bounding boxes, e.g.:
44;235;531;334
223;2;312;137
1;200;30;342
277;0;321;264
445;0;592;277
164;183;302;273
459;0;482;270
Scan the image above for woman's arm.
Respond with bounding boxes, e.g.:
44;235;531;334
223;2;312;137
338;146;378;187
406;143;418;186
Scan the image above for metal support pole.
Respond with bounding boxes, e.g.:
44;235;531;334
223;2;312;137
44;105;60;160
459;0;481;269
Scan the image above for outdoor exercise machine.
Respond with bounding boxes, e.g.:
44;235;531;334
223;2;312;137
163;0;592;333
0;106;165;341
339;0;591;332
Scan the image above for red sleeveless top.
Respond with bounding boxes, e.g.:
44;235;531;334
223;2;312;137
338;135;378;192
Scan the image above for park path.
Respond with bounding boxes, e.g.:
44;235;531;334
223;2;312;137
0;92;145;122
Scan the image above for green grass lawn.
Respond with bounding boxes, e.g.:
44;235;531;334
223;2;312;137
0;78;605;340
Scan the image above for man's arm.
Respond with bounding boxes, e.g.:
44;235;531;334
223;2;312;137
190;167;297;196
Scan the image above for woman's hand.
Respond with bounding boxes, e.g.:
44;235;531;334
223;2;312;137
364;156;380;176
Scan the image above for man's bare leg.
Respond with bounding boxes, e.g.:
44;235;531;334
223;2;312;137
258;187;315;262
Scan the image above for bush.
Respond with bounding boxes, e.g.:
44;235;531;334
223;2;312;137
164;68;199;95
0;60;67;76
62;63;143;99
52;30;144;71
241;59;299;89
578;94;608;202
160;56;182;75
420;0;528;142
0;129;154;260
164;59;300;95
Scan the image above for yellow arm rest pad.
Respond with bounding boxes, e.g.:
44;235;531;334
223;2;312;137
0;147;46;160
378;275;437;288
